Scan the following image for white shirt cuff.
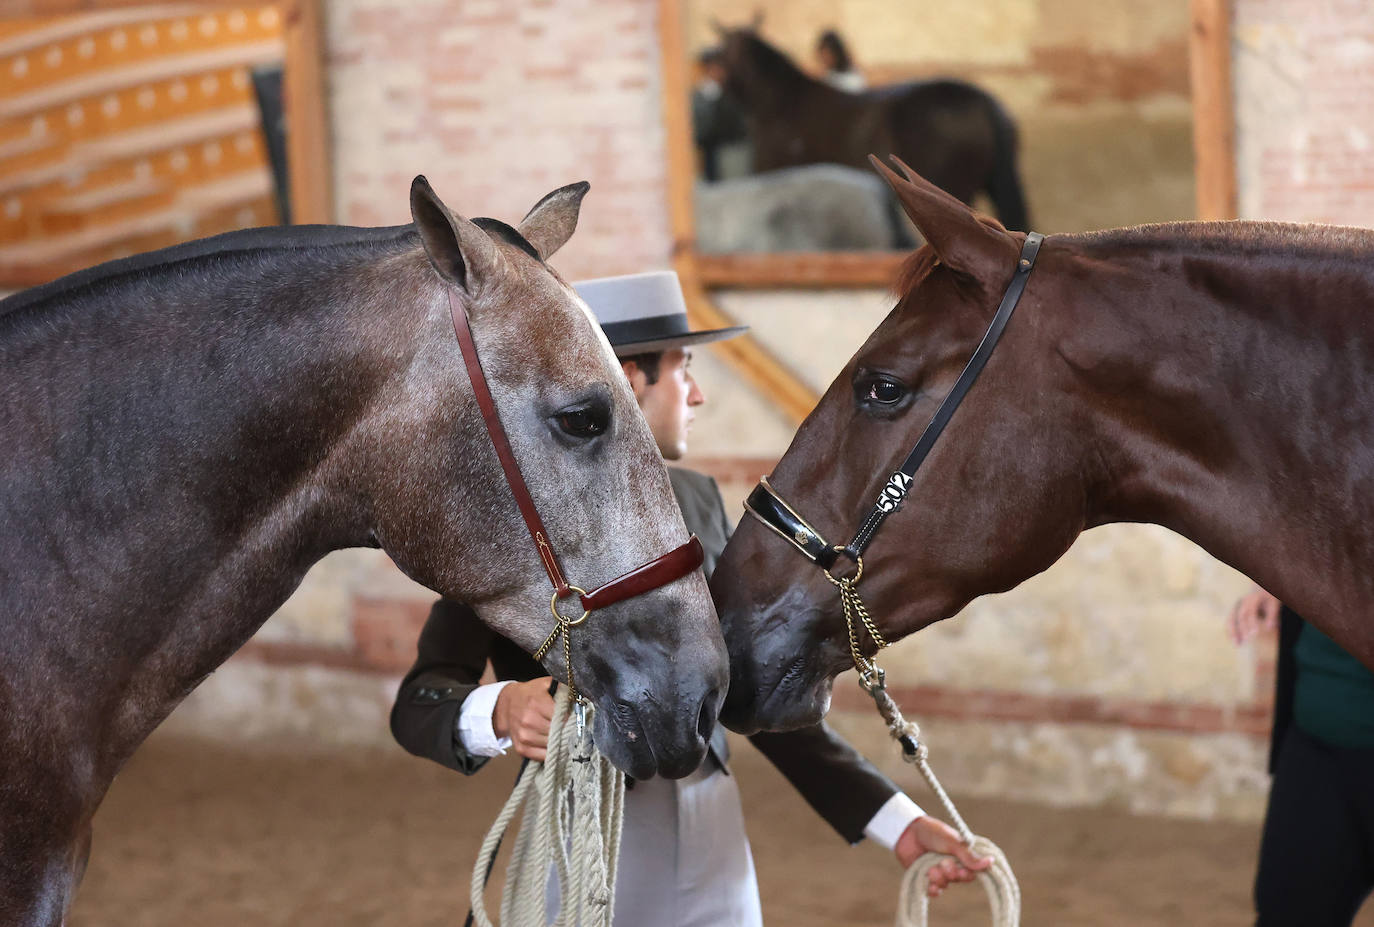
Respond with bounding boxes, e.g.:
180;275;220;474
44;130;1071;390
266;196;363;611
457;680;514;757
863;793;926;850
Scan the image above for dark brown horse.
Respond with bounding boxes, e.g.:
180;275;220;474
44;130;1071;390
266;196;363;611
713;157;1374;735
715;26;1029;231
0;178;727;925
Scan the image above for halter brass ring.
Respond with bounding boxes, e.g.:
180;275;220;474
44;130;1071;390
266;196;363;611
550;586;591;627
824;551;863;586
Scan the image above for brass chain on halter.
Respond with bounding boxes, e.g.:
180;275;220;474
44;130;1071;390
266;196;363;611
822;556;1022;927
533;588;592;711
823;553;983;847
823;553;893;693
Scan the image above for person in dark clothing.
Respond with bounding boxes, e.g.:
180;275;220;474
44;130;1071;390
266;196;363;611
391;271;990;926
691;47;750;181
1229;586;1374;926
814;29;865;92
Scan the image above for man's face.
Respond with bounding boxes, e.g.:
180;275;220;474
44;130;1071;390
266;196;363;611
624;348;704;461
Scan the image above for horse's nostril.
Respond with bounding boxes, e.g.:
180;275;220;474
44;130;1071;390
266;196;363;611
697;690;720;742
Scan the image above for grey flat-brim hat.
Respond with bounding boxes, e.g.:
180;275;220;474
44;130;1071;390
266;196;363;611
573;270;747;356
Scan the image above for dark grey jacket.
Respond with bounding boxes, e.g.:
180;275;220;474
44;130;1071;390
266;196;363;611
390;467;900;844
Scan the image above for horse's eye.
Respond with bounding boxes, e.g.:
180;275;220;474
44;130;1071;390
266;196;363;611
556;406;608;439
863;379;906;405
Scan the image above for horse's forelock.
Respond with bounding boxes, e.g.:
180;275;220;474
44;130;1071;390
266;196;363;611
892;213;1010;301
893;245;939;301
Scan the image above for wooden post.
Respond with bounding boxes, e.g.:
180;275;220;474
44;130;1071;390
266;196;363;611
656;0;818;425
1189;0;1238;220
283;0;332;224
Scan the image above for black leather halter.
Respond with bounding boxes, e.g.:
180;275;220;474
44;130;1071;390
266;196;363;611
745;232;1045;571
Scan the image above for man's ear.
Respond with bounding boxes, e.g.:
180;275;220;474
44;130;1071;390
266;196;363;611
620;359;647;398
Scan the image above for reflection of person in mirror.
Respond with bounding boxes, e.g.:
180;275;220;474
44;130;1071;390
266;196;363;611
816;29;865;92
692;46;749;181
1228;585;1374;926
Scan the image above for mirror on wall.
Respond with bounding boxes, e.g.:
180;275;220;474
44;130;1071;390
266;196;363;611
682;0;1197;254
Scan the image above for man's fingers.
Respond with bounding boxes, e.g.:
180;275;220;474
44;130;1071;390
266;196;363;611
948;843;993;871
516;723;550;750
533;695;557;720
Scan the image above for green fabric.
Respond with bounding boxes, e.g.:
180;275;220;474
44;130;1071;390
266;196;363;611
1293;622;1374;749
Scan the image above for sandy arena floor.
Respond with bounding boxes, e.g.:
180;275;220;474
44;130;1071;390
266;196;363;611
71;731;1372;927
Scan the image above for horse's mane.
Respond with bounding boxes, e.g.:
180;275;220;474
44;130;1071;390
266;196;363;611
1071;219;1374;262
894;218;1374;299
735;31;817;89
0;223;421;324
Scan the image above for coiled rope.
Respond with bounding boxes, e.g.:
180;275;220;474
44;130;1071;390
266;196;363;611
469;687;626;927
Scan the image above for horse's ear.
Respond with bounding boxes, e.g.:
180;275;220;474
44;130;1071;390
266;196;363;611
517;181;590;261
409;175;500;293
750;9;764;29
868;154;1015;293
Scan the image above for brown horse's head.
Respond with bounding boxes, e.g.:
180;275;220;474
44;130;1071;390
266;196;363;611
711;19;808;109
713;159;1090;734
361;180;727;777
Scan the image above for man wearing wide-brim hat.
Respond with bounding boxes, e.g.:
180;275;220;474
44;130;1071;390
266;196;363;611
391;271;989;925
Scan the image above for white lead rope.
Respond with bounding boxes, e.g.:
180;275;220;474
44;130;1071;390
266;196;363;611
828;567;1020;927
470;687;626;927
867;682;1021;927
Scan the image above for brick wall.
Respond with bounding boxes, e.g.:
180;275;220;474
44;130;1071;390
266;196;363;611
327;0;672;280
1234;0;1374;225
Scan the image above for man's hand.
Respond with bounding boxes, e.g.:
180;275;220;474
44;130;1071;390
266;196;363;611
493;678;555;761
894;816;994;898
1228;584;1281;645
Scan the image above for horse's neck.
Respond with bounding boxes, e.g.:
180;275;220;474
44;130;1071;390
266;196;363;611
0;256;420;767
1070;228;1374;662
738;45;814;112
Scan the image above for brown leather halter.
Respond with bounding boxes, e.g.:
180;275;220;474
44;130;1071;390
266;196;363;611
446;289;704;696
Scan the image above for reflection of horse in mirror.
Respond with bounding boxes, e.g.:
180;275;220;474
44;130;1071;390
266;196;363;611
713;157;1374;735
715;26;1030;232
0;178;727;925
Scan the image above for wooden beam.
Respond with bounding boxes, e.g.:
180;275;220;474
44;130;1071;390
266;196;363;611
680;454;779;485
657;0;818;426
1188;0;1238;220
676;270;819;424
282;0;331;224
656;0;695;260
696;251;907;289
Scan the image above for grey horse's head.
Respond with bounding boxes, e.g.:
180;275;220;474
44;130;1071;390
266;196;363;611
358;178;728;779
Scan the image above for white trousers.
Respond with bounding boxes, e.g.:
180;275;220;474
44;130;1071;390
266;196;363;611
548;765;764;927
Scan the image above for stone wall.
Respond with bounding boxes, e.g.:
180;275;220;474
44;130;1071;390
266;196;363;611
168;0;1371;822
